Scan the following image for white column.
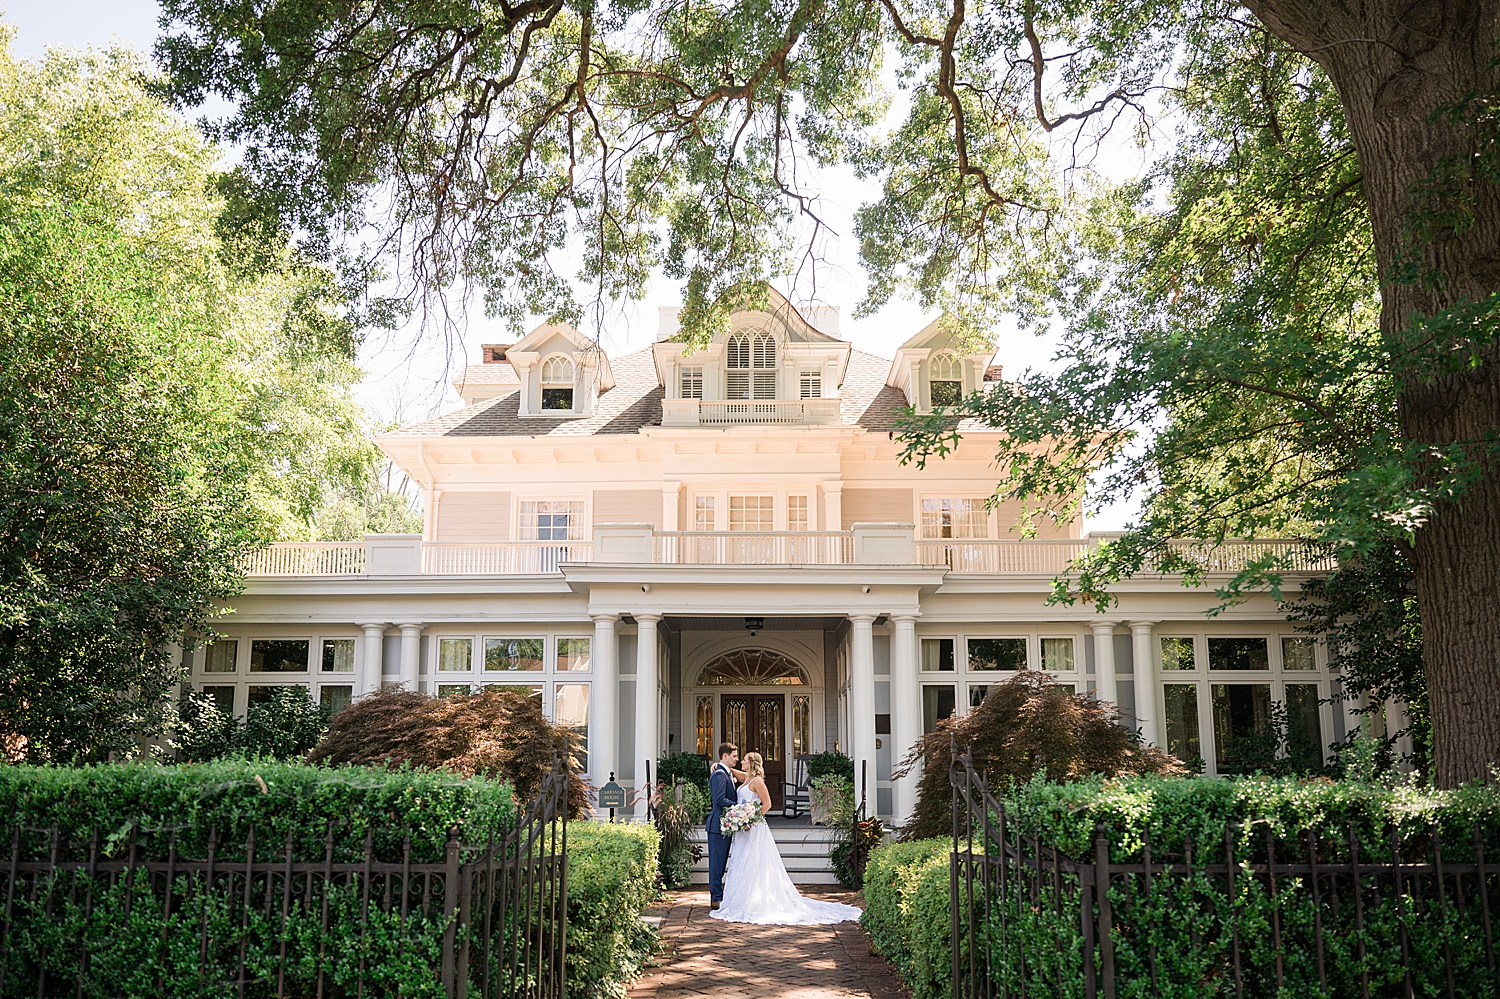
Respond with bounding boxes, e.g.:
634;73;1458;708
823;482;843;532
591;614;619;788
662;483;681;532
848;614;878;814
357;622;386;696
1387;697;1415;770
1129;621;1158;746
1092;622;1118;708
398;623;423;691
890;613;922;825
634;614;661;818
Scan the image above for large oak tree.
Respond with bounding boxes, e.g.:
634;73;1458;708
157;0;1500;785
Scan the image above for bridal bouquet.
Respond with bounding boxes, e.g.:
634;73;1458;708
719;800;764;835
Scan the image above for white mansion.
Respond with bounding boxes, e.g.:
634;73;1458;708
196;294;1355;824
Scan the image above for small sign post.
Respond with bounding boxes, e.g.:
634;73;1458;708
598;773;626;822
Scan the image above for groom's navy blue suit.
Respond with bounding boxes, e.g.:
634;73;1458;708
706;762;738;903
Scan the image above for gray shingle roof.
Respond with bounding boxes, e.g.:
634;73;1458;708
392;345;925;438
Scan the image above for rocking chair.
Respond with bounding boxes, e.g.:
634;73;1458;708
781;754;812;818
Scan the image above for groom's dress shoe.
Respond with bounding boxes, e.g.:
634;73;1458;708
710;901;720;911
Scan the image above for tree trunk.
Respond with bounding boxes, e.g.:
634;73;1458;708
1247;0;1500;785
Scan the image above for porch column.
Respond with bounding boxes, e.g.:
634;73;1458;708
848;614;878;813
397;623;423;691
634;614;661;818
662;482;681;532
1091;622;1118;708
890;613;922;825
1129;621;1159;746
357;622;386;696
591;614;619;789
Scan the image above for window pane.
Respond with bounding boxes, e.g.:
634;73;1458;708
540;387;573;410
919;498;988;539
696;695;714;755
1211;683;1273;774
519;501;584;541
320;685;353;714
555;684;590;770
681;367;703;398
204;640;238;673
485;638;544;672
921;638;955;672
1286;684;1323;767
752;372;776;399
787;496;809;532
729;495;774;531
800;369;821;399
922;685;956;734
557;638;591;671
930;380;961;406
694;496;716;531
1208;638;1269;671
439;639;473;672
437;683;472;699
321;639;355;673
727;371;750;400
250;640;309;673
1160;637;1195;671
968;638;1026;671
1041;638;1075;672
968;685;989;709
792;695;811;756
201;685;236;715
1162;684;1201;764
1282;637;1317;671
1053;684;1076;694
248;683;307;706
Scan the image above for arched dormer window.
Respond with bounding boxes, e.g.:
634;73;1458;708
726;331;777;400
930;351;963;407
540;355;575;411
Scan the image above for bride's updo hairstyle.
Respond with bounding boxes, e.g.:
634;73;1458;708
743;752;765;783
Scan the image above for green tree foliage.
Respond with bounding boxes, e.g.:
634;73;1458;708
156;1;1500;783
177;686;334;762
0;32;385;762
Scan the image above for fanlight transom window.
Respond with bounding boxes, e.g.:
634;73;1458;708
930;351;962;407
726;331;777;400
697;649;807;686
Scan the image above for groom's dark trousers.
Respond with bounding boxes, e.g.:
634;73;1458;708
706;764;738;903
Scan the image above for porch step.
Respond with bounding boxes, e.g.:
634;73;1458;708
687;823;844;885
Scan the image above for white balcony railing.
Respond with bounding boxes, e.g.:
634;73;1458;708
660;397;843;427
241;533;1331;577
241;542;366;575
653;531;855;565
422;542;594;574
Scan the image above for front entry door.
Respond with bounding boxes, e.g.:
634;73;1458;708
721;694;786;810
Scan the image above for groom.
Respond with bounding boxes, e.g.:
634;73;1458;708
706;741;739;911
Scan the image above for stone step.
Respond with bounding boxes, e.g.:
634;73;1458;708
686;823;844;885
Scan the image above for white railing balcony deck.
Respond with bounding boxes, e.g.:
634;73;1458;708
660;397;843;427
240;532;1331;577
653;531;855;565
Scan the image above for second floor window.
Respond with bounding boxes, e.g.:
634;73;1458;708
787;495;809;531
540;356;575;411
799;369;822;398
921;498;989;539
519;500;584;541
727;331;776;400
729;495;774;531
694;496;716;531
680;366;703;398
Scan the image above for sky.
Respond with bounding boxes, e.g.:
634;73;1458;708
5;0;1139;529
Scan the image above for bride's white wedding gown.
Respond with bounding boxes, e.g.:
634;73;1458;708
709;784;863;925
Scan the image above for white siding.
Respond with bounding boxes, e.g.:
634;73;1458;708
434;491;511;541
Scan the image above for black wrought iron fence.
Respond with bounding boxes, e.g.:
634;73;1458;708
949;752;1500;999
0;765;569;999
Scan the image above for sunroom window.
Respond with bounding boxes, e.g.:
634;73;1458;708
540;355;575;411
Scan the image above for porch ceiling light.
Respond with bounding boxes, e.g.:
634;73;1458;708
744;617;764;636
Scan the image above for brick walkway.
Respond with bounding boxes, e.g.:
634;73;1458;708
627;888;910;999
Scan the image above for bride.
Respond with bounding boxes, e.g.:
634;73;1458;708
709;752;863;925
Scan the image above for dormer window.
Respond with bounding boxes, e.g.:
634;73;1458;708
540;355;575;411
681;366;703;398
799;368;822;399
930;351;962;407
727;331;776;400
